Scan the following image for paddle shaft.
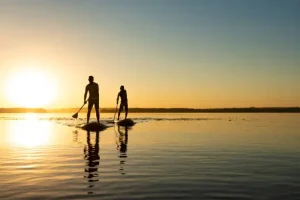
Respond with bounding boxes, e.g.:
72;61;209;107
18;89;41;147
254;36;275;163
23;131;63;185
73;102;86;117
77;102;86;113
113;103;118;121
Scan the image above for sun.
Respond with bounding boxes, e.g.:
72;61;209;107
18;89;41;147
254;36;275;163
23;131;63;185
6;68;56;108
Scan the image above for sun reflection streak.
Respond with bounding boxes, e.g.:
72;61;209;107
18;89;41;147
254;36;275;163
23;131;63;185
9;114;51;147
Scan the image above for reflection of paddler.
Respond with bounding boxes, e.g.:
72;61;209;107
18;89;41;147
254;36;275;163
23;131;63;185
117;126;128;157
84;131;100;187
115;126;128;175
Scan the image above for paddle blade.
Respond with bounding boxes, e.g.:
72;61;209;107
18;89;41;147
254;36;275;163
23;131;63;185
72;113;78;119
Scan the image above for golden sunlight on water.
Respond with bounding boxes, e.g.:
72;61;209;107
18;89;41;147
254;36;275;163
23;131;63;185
0;113;299;200
8;114;51;147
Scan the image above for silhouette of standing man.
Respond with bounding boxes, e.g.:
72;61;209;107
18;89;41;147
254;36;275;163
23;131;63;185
84;76;100;123
117;85;128;120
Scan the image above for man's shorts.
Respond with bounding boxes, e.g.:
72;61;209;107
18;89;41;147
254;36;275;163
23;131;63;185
119;101;128;112
88;99;99;110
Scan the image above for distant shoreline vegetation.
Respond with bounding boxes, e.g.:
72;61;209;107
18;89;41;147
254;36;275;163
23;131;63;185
0;107;300;113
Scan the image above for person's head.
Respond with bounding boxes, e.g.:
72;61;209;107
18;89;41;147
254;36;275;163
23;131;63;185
120;85;125;91
88;76;94;83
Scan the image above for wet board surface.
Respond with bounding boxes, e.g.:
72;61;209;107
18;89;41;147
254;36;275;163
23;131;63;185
77;122;107;131
117;119;135;127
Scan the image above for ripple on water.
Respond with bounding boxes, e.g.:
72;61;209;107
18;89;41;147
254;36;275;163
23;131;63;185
0;114;300;199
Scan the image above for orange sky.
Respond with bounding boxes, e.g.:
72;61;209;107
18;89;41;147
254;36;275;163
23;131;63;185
0;1;299;108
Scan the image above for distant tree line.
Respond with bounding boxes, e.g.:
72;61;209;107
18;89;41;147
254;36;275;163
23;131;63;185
1;107;300;113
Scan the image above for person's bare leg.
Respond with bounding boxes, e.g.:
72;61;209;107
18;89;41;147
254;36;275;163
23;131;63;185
117;110;121;120
125;104;128;119
87;102;92;123
87;109;91;123
96;109;100;123
95;102;100;123
118;104;123;120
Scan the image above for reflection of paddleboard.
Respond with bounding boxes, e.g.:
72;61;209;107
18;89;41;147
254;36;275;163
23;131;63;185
78;122;107;131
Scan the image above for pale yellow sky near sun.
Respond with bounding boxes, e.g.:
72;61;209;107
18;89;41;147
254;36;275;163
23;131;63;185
0;1;299;108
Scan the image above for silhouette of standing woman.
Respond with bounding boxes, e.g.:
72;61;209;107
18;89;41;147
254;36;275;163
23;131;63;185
84;76;100;123
116;85;128;120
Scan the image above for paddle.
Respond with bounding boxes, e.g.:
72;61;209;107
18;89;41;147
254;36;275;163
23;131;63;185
72;101;87;119
113;102;118;122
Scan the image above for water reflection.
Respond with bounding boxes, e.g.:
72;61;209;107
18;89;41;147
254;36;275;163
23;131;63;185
73;130;78;143
9;114;51;147
83;131;100;191
115;126;128;175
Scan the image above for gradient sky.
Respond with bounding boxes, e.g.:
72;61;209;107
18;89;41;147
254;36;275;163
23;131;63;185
0;0;299;108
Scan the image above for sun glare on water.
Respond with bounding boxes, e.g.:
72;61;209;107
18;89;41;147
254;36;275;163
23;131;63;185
6;68;56;108
9;114;51;147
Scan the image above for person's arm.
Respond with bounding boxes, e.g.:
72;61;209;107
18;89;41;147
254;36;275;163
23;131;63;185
116;92;120;104
96;84;99;95
84;86;88;104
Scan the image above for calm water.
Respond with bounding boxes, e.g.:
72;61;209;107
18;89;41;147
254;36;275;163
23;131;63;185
0;113;299;200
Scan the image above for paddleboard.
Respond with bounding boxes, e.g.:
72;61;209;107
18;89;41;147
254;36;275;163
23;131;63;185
78;122;107;131
117;119;135;127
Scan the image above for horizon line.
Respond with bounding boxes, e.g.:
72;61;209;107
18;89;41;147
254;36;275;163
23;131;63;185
1;106;300;110
1;107;300;113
